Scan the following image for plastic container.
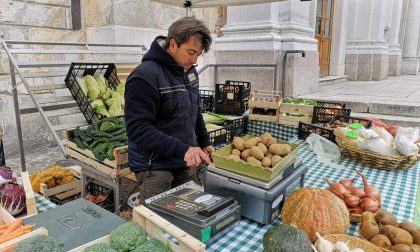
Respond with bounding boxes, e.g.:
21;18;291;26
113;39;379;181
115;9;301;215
199;89;215;113
312;101;351;123
85;182;115;212
208;117;248;146
215;80;251;115
64;63;121;124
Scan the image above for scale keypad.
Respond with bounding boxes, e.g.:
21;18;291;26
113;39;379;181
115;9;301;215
152;195;204;215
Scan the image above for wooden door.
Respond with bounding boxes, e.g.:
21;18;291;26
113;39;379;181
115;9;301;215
315;0;334;77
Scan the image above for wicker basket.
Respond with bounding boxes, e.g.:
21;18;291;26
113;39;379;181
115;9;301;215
335;136;418;170
314;234;382;252
358;227;392;252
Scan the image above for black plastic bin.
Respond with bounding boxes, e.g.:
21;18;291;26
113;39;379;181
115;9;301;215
312;101;350;124
208;117;248;146
64;63;121;124
215;80;251;115
85;182;115;212
199;89;215;113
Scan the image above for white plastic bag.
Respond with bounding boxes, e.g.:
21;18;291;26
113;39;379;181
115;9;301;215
372;127;394;146
306;133;344;169
394;135;419;156
359;128;379;139
358;138;400;156
396;127;419;142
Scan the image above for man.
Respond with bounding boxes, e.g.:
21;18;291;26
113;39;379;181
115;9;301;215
125;17;214;204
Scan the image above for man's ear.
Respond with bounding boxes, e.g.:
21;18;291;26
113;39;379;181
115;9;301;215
168;38;177;53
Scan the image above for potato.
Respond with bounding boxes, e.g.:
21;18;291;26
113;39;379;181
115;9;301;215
228;154;241;161
253;137;261;144
271;155;282;167
241;149;251;159
266;137;277;147
265;152;273;158
260;132;272;139
250;146;264;160
247;156;262;166
260;136;269;145
257;143;268;155
232;138;245;151
262;157;271;167
269;144;292;156
244;139;257;149
231;149;241;156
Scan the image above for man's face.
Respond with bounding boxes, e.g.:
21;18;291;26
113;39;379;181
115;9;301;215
167;36;203;72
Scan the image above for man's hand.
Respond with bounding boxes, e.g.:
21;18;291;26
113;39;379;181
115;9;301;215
184;147;212;168
202;145;215;155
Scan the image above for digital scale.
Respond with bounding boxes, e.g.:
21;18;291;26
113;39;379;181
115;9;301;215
145;181;241;244
23;198;126;251
205;157;308;224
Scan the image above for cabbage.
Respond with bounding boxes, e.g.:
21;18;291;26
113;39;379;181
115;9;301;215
0;183;26;216
94;73;108;96
0;165;14;180
83;75;101;100
116;82;125;97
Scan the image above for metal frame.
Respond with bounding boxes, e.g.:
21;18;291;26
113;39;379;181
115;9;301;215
1;40;146;171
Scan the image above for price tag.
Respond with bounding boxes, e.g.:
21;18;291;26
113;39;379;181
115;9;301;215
346;130;359;139
349;123;363;129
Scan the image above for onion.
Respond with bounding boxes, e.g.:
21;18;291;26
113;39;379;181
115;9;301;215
361;197;381;213
0;165;14;180
324;178;351;199
351;187;366;199
354;168;381;202
349;205;363;214
339;178;356;190
344;194;361;208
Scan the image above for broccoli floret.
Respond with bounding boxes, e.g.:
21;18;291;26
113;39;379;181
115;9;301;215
132;238;170;252
110;222;147;252
12;235;64;252
83;243;117;252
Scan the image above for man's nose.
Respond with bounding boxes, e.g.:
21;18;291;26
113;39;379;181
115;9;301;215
191;55;198;64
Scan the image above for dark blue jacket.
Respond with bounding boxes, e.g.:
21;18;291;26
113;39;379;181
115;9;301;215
125;36;211;172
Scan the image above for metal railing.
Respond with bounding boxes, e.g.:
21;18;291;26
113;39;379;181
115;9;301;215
1;40;146;171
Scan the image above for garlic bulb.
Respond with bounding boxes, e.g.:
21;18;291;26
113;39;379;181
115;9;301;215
315;232;333;252
334;241;350;252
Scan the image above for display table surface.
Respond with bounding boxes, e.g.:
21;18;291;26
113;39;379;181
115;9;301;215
33;121;420;252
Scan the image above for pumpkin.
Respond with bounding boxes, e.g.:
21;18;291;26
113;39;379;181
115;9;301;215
281;188;350;242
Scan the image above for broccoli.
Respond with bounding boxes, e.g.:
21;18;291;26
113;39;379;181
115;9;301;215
132;238;170;252
110;222;147;252
83;243;117;252
12;234;64;252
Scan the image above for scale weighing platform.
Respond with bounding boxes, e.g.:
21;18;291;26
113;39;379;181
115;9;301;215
205;157;307;224
145;181;241;244
23;198;126;251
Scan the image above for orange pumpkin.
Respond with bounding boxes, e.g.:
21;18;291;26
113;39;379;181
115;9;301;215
281;188;350;242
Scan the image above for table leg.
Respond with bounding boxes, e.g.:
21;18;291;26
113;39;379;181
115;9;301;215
300;174;305;188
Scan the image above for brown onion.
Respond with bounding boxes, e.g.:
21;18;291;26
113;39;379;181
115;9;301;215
339;178;356;190
344;194;361;208
349;205;363;214
361;196;381;212
324;178;351;199
354;168;381;202
351;187;366;199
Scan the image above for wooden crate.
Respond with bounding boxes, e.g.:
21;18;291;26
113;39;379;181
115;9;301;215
249;90;281;122
0;206;48;250
278;102;313;126
38;166;81;200
21;172;38;216
65;140;130;178
70;205;205;252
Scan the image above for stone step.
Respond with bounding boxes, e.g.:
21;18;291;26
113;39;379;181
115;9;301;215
318;75;348;86
352;112;420;127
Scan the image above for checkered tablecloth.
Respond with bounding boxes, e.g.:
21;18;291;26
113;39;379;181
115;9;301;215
35;193;56;213
207;122;420;252
247;120;298;141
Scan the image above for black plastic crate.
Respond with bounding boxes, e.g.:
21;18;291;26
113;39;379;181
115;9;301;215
298;121;336;142
85;182;115;212
224;116;248;137
0;140;5;165
215;80;251;115
199;89;215;113
316;101;346;108
312;104;351;124
64;63;121;124
208;128;230;146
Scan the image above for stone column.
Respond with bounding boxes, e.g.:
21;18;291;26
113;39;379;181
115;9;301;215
401;0;420;74
214;0;318;97
345;0;389;80
387;0;403;76
329;0;349;76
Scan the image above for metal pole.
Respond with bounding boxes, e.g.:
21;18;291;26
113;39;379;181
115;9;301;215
9;61;26;171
